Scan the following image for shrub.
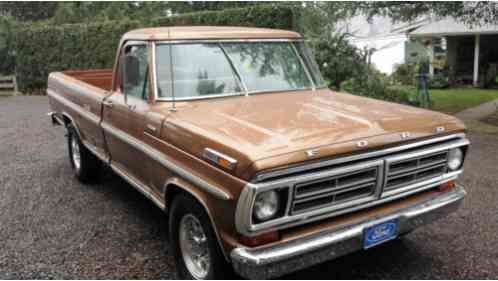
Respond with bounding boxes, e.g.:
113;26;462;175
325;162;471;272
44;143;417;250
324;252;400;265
339;79;354;94
428;74;450;89
14;5;297;93
385;85;416;105
340;76;413;105
391;62;416;86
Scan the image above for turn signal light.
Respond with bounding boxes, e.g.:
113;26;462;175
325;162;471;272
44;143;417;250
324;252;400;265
438;180;455;192
218;157;234;170
240;231;279;247
203;148;237;170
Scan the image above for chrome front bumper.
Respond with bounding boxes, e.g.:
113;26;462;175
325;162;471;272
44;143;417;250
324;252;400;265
231;185;466;279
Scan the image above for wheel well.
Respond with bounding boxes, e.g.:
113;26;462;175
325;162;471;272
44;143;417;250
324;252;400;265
62;114;72;127
165;184;185;212
164;183;230;261
165;184;204;212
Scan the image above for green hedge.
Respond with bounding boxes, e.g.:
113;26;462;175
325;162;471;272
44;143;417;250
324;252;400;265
15;20;141;93
153;5;297;30
15;5;297;93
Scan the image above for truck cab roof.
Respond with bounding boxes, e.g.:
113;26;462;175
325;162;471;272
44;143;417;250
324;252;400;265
122;26;302;41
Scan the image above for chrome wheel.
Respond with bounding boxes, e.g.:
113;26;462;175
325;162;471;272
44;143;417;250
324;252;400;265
71;136;81;171
179;214;211;279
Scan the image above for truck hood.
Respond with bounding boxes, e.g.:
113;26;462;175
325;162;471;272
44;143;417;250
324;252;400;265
161;89;465;179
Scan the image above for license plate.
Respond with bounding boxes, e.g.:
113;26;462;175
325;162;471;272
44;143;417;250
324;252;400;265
363;218;399;249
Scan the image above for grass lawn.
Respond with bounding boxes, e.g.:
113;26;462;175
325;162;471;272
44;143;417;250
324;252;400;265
429;88;498;114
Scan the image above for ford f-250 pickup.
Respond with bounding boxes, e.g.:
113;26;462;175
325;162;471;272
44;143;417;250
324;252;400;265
47;26;469;279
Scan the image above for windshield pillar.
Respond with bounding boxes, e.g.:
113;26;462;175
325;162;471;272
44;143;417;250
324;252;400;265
219;43;249;96
291;43;316;91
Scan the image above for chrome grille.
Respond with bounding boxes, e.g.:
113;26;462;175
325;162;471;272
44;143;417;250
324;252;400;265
291;167;379;214
287;148;454;214
385;151;448;191
240;134;469;236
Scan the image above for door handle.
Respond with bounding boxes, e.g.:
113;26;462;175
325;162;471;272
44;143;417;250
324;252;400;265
103;100;113;108
146;124;157;134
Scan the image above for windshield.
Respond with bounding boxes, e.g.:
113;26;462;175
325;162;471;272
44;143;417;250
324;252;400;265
155;41;326;100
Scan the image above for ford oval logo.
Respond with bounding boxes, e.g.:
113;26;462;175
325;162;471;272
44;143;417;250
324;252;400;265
364;219;398;248
367;223;397;241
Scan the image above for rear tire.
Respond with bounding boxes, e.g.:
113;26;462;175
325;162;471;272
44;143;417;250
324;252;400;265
67;126;100;183
169;193;232;279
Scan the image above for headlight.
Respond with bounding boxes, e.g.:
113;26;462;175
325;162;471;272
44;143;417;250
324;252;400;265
448;148;463;170
253;190;280;222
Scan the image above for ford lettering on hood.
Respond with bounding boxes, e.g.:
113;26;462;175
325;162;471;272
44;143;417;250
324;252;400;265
161;89;465;178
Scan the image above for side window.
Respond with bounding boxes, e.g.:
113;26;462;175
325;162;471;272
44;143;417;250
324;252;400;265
122;44;149;101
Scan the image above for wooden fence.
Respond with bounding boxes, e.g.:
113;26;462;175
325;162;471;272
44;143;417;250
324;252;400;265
0;75;17;96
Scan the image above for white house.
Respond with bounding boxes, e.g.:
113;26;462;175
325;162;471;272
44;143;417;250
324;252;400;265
336;15;429;74
339;15;498;87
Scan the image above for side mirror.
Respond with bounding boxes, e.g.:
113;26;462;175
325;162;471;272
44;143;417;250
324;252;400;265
124;55;140;87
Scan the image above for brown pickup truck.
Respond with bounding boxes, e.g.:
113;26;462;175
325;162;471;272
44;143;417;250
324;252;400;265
47;26;469;279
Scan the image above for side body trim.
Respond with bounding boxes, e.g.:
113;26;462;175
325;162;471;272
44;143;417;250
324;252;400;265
101;121;232;200
82;139;110;164
112;163;166;210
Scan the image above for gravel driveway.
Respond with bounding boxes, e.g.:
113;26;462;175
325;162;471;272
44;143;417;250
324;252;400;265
1;96;497;279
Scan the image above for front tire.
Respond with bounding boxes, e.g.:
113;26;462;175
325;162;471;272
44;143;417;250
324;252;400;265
67;126;100;183
169;194;231;279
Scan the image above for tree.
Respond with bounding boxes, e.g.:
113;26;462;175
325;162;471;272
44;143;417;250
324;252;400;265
51;2;172;24
168;2;259;14
50;2;259;24
354;2;498;25
0;2;58;22
292;2;369;89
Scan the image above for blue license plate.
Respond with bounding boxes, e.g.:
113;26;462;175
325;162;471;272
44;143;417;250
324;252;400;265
363;218;399;249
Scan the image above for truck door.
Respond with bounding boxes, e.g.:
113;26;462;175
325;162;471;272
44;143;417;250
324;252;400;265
101;41;152;185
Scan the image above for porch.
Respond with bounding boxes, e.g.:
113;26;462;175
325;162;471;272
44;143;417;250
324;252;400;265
409;18;498;87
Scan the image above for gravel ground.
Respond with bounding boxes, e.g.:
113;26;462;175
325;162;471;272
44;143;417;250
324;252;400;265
1;95;497;279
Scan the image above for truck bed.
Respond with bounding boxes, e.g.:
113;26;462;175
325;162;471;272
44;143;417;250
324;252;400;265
47;69;113;161
63;69;113;92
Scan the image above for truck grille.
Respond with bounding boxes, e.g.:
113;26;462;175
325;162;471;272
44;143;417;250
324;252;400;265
385;151;448;191
285;146;457;214
291;167;379;214
246;134;469;233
